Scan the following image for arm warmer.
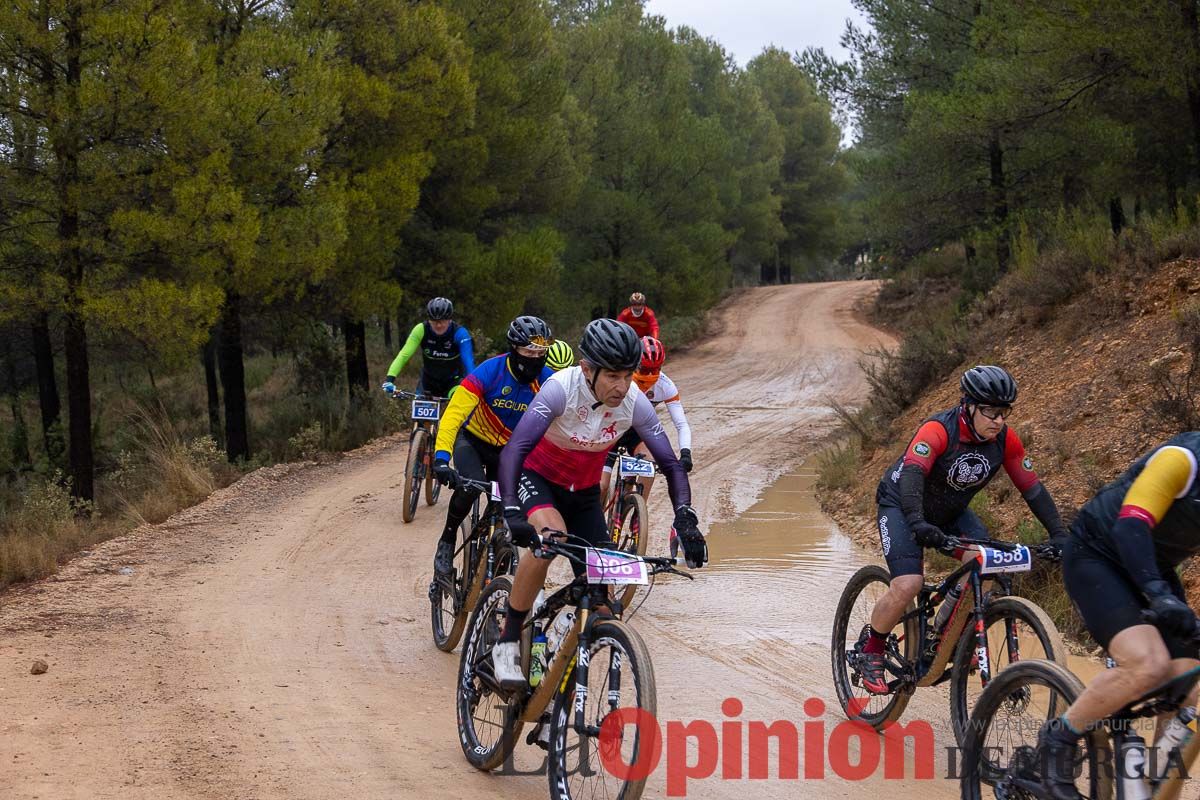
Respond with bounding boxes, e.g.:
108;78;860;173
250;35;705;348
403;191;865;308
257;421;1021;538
898;463;927;525
1022;482;1068;539
632;392;691;508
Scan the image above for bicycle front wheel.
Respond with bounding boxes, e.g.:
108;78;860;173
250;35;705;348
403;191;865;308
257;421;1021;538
960;658;1113;799
456;575;524;771
611;492;648;611
949;595;1067;748
548;618;656;800
402;428;427;523
830;564;916;729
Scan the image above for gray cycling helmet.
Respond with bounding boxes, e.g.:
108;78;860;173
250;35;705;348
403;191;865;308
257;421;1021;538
426;297;454;320
960;365;1017;406
579;318;642;371
506;315;552;348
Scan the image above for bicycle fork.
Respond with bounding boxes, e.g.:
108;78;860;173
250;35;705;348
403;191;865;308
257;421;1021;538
967;570;994;687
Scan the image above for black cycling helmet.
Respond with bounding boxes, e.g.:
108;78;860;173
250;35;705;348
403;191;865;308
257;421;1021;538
579;319;642;371
426;297;454;320
506;315;552;348
960;365;1018;406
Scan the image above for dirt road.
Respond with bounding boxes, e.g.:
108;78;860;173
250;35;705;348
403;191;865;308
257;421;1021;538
1;281;963;799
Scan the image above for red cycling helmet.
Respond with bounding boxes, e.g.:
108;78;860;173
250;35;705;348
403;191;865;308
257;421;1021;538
640;336;666;372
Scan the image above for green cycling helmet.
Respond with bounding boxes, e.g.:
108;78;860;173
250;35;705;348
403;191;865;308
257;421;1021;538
546;339;575;371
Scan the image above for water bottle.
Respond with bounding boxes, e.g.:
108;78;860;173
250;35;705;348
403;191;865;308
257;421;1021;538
1118;734;1152;800
530;630;547;687
546;609;575;656
1150;707;1196;782
932;583;964;634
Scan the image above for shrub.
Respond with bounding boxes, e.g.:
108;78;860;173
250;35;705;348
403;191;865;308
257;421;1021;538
816;437;862;493
1148;302;1200;432
861;316;966;418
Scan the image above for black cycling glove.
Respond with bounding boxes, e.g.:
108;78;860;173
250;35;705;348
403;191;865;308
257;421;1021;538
503;506;538;549
671;505;707;568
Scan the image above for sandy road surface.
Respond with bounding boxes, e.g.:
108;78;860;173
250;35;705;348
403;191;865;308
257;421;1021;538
1;282;965;799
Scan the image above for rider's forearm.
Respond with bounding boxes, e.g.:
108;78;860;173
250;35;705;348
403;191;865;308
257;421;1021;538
387;324;424;378
457;329;476;373
435;384;481;461
498;381;565;507
665;399;692;450
634;395;691;508
1109;514;1166;593
898;463;927;523
1022;482;1068;539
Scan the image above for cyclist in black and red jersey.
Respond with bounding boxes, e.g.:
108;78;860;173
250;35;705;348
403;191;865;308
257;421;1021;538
858;365;1071;694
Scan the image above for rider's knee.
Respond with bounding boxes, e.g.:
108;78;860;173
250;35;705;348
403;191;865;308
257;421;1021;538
1125;651;1173;692
889;574;923;601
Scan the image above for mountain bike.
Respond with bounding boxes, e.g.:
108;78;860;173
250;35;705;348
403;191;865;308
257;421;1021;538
430;476;517;652
959;614;1200;800
832;536;1067;747
392;390;450;523
604;449;653;609
456;532;692;800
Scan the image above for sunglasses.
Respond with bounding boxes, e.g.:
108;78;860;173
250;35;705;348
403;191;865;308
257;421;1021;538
976;405;1013;421
635;367;660;377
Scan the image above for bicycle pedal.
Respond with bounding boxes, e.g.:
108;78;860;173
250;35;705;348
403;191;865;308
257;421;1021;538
526;717;551;750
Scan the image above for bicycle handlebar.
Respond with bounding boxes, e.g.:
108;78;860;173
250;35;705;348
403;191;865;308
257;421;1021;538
391;389;451;402
531;528;695;581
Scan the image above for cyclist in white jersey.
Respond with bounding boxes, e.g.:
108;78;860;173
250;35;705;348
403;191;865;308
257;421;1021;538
491;319;708;689
601;336;692;506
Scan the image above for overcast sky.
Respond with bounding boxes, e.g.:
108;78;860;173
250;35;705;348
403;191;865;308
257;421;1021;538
643;0;866;67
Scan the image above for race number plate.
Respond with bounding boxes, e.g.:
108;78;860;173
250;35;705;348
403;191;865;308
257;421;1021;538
978;544;1032;574
585;548;649;586
489;481;502;502
619;455;655;477
412;399;441;421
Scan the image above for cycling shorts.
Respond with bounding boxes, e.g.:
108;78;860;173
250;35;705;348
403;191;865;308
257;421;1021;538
876;505;988;578
516;468;609;577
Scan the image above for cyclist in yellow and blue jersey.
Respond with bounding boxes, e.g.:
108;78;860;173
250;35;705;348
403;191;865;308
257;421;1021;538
428;316;554;578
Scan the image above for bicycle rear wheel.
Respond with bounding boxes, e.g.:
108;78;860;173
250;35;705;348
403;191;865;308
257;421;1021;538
611;492;648;611
456;575;524;771
431;517;475;653
949;595;1067;748
960;659;1113;799
830;564;916;729
402;428;426;523
548;619;656;800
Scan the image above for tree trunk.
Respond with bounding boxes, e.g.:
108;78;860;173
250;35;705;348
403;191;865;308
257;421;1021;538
383;317;392;350
343;316;370;404
989;133;1010;272
58;2;92;503
31;312;63;464
217;291;250;463
1109;196;1126;236
2;336;31;471
1182;0;1200;185
63;313;92;501
202;335;222;445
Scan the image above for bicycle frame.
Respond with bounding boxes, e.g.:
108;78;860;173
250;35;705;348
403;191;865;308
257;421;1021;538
895;543;1018;691
454;487;509;614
